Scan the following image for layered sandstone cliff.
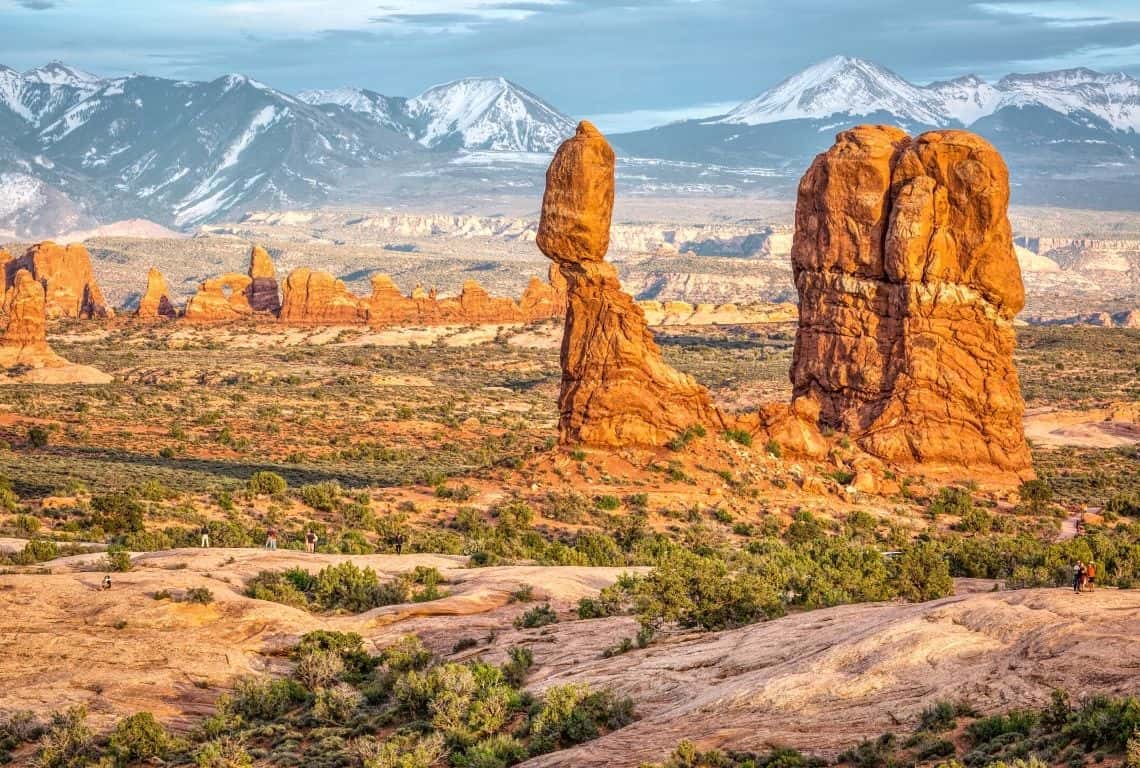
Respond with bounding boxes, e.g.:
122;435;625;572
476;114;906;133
136;268;177;319
4;242;109;319
537;122;725;447
790;126;1031;473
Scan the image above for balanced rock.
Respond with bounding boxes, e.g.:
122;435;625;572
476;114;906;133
537;121;725;447
183;273;254;322
136;267;177;319
280;268;367;325
790;126;1031;473
4;242;109;319
245;245;281;314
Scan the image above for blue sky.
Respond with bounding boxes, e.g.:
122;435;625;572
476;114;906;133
4;0;1140;130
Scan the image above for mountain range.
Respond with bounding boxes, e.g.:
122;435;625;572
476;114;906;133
2;56;1140;236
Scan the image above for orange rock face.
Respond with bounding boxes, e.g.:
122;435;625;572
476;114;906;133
279;268;368;325
183;273;254;322
136;267;177;319
4;241;109;319
246;245;281;314
367;274;419;325
537;122;725;447
2;269;51;351
790;126;1031;473
519;264;567;321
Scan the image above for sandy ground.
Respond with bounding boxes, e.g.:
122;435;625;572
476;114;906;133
1024;404;1140;448
3;547;1138;767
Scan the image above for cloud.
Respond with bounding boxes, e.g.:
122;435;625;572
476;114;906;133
15;0;57;9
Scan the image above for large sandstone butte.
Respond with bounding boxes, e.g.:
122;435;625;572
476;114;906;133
537;122;724;447
245;245;281;314
279;268;368;325
136;268;177;319
3;241;109;319
183;274;254;322
791;126;1031;473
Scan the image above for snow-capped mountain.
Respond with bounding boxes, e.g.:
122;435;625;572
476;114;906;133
297;87;410;133
22;61;103;89
405;77;575;152
0;62;98;130
719;56;949;127
301;77;575;152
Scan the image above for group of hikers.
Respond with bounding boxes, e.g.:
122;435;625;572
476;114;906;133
197;525;407;554
1072;561;1097;593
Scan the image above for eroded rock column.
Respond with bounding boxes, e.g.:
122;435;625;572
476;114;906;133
537;121;723;447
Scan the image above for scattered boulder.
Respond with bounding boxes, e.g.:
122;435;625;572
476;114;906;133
4;241;109;319
537;121;726;447
136;267;177;319
183;273;254;322
790;126;1031;474
279;268;368;325
245;245;281;314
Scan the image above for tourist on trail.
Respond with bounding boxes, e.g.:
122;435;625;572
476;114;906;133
395;533;406;555
200;525;210;548
1084;561;1096;592
305;530;317;554
265;528;278;551
1072;562;1085;593
102;574;112;590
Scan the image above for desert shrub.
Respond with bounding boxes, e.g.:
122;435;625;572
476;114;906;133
26;426;50;448
723;428;752;447
294;649;346;691
312;683;361;723
838;733;897;768
313;561;388;612
103;550;133;572
245;570;309;609
514;603;558;629
928;487;973;519
184;587;214;605
891;542;953;602
542;491;590;523
246;471;287;495
35;706;92;768
228;677;308;721
453;734;528;768
17;538;59;564
501;647;533;687
90;492;145;534
1018;480;1053;515
966;710;1038;743
298;481;340;512
108;712;169;765
633;550;778;632
1064;695;1140;750
0;710;44;760
919;701;966;733
525;683;635;756
194;737;252;768
352;733;443;768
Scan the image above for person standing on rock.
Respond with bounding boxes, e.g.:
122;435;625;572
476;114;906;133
1084;561;1096;592
200;525;210;548
265;528;278;551
305;530;317;554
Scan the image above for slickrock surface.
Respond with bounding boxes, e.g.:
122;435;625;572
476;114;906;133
245;245;281;314
183;273;254;322
791;126;1031;475
0;268;111;383
2;548;1136;767
3;241;109;319
136;267;177;319
537;122;725;447
279;267;369;325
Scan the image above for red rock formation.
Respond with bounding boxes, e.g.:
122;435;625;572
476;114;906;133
246;245;281;314
136;267;177;319
537;121;726;447
279;268;368;325
183;273;254;322
4;242;109;319
519;264;567;321
790;126;1031;474
446;279;523;323
367;274;418;325
0;268;110;383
